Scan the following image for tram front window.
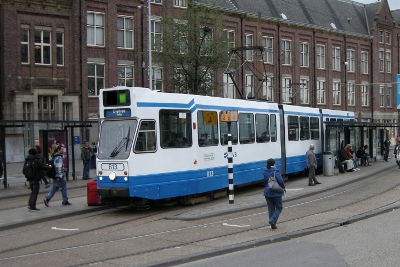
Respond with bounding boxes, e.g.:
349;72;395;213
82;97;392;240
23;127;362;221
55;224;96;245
98;120;137;159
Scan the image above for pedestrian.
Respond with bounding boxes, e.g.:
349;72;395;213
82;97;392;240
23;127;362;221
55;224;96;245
306;144;321;186
383;137;391;162
81;140;93;180
25;148;51;211
263;158;285;229
0;154;4;184
394;140;400;169
35;145;50;188
43;145;71;207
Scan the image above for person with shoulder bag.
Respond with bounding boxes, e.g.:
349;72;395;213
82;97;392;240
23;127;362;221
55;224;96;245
35;145;50;188
25;148;51;211
263;158;285;229
44;145;71;207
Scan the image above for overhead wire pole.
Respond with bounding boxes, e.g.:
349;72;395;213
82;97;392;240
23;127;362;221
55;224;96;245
148;0;152;90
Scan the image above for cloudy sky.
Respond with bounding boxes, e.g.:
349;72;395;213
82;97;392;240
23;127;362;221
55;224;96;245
355;0;400;10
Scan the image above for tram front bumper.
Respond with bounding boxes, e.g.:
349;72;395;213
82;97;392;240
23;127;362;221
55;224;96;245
97;187;130;197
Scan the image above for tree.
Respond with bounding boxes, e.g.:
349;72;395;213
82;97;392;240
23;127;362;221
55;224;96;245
153;4;231;96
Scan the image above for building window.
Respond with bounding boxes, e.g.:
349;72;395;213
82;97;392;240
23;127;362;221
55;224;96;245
88;63;105;96
386;50;391;73
386;87;391;107
316;80;325;104
361;84;369;106
118;65;134;87
151;20;162;51
263;77;274;101
282;40;292;65
245;34;254;61
332;47;340;71
347;83;355;106
225;30;235;51
21;26;29;64
151;0;162;3
245;74;253;97
56;29;64;66
87;12;105;46
300;42;309;67
361;51;368;74
152;67;163;92
262;36;273;64
379;49;384;72
117;16;134;49
223;73;235;99
333;81;341;105
346;50;355;72
379;86;384;107
173;0;187;7
300;78;309;104
282;78;292;103
38;96;56;120
62;103;72;121
386;31;391;44
34;28;51;65
379;30;383;43
316;45;325;69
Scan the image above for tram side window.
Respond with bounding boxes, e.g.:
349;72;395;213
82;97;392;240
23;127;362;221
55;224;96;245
160;110;192;148
198;111;219;146
134;120;156;153
300;116;310;140
310;117;320;140
256;114;270;143
220;115;238;146
239;113;255;144
270;114;277;142
288;115;299;141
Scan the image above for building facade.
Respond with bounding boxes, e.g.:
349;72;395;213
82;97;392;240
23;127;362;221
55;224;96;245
0;0;399;162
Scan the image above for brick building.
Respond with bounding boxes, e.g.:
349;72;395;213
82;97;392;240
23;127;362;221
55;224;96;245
0;0;399;161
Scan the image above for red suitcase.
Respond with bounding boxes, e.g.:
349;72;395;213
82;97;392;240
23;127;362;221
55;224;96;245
87;180;102;206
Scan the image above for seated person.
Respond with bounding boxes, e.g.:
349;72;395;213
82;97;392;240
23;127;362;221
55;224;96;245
338;144;356;172
346;145;359;170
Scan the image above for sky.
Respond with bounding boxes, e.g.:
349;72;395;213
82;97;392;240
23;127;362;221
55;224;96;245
355;0;400;10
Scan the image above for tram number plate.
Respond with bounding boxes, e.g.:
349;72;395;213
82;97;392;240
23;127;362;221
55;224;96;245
102;163;124;171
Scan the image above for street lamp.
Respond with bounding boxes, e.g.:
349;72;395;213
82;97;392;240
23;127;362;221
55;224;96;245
344;61;348;111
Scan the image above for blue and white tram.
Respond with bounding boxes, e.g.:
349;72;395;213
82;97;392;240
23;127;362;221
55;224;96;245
96;86;354;205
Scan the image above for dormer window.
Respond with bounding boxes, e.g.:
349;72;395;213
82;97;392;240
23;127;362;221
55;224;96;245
280;13;287;20
330;23;337;29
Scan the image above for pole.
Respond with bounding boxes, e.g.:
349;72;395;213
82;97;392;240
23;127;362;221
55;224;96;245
227;122;234;204
148;0;152;90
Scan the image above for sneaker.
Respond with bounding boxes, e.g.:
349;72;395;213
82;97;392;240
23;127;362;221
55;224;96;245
357;168;360;171
62;202;72;205
30;208;40;211
43;198;49;207
269;222;277;229
45;184;50;188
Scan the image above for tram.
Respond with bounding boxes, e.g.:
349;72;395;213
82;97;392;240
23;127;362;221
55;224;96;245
96;86;354;206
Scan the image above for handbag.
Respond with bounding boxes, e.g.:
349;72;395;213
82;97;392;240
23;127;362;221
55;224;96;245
267;171;284;193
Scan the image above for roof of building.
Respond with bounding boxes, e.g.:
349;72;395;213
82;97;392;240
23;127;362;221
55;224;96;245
195;0;395;37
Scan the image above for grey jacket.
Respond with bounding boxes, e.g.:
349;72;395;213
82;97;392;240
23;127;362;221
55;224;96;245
306;149;317;169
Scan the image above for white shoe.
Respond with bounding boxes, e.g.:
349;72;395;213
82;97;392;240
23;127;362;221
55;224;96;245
353;168;357;171
356;168;360;171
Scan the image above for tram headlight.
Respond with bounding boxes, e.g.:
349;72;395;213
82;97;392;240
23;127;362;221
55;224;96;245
109;171;117;181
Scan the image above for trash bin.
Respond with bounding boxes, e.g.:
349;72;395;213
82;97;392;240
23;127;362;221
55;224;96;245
323;152;334;176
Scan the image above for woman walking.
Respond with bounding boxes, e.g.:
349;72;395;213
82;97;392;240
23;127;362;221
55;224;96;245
263;158;285;229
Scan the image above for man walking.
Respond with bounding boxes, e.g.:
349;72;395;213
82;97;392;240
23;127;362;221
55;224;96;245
306;144;321;186
81;140;93;180
44;145;71;207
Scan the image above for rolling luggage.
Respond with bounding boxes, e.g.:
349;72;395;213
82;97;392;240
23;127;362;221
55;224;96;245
87;180;102;206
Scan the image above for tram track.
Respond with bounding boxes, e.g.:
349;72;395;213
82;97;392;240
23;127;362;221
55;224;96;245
1;168;399;266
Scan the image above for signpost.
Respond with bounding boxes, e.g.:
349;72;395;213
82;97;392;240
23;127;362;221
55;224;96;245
220;110;238;204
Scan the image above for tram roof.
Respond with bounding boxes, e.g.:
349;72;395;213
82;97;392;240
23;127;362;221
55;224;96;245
324;121;399;128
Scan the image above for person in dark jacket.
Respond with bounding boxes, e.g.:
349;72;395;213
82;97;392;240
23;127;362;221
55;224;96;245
263;158;285;229
25;148;51;211
35;145;50;188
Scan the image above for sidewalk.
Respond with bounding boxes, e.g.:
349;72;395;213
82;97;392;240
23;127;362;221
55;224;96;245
0;158;398;231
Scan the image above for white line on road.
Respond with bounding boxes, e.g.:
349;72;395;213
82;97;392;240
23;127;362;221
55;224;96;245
286;188;304;191
52;227;79;231
222;223;249;228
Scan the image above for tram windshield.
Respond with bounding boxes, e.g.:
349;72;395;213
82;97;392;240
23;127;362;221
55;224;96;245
98;119;137;159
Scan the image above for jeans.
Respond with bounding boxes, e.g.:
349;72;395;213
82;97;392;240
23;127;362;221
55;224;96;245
265;196;283;225
45;178;68;204
28;181;40;209
83;160;91;178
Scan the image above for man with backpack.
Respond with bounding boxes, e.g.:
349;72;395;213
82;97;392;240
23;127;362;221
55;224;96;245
43;145;71;207
24;148;51;211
